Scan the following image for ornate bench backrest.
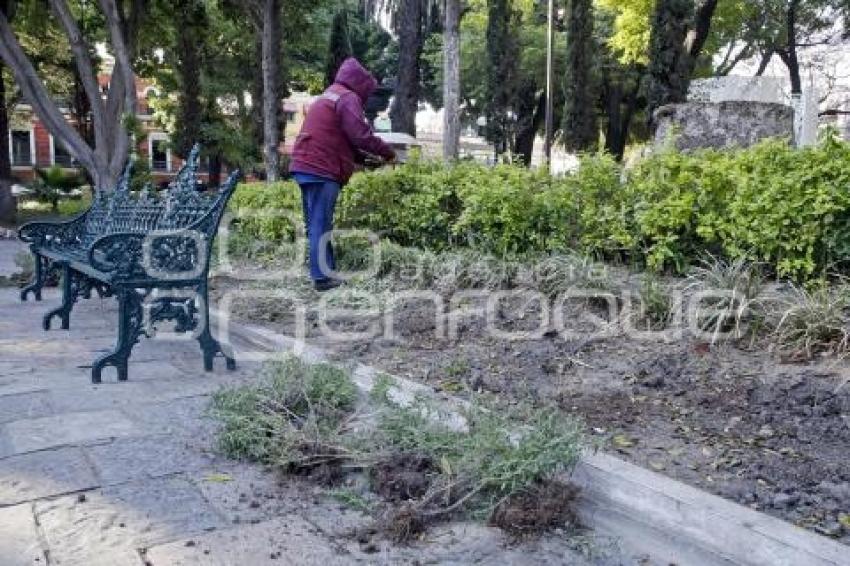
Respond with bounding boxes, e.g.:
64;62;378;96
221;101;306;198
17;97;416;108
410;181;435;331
156;146;226;233
82;145;236;247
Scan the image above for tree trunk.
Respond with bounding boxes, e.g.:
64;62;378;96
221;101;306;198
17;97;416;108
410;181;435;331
782;0;802;94
208;152;222;188
442;0;460;160
175;0;203;158
685;0;718;73
603;77;623;158
562;0;598;152
603;78;637;161
513;81;544;166
389;0;422;135
261;0;281;181
646;0;693;129
0;60;13;222
755;48;773;76
251;31;264;148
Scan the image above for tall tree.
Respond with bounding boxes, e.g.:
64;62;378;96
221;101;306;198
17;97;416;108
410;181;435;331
562;0;598;152
173;0;206;159
485;0;519;155
325;9;353;87
226;0;285;180
0;0;144;190
442;0;460;159
646;0;693;127
389;0;423;135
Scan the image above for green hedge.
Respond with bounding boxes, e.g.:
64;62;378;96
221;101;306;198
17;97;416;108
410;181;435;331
624;135;850;278
229;134;850;280
229;180;301;242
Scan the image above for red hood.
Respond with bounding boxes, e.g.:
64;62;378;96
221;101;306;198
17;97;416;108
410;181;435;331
334;58;377;104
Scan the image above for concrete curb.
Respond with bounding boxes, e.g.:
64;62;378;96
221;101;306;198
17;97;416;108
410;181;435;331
214;311;850;566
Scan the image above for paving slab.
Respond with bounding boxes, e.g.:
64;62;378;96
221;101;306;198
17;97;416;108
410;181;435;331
43;372;223;415
0;239;25;277
0;362;36;376
0;409;141;455
120;395;219;444
0;446;98;505
0;503;46;566
0;390;53;424
144;515;348;566
35;476;227;566
85;435;216;485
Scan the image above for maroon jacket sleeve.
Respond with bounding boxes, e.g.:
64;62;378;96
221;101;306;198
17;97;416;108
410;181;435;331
337;93;396;160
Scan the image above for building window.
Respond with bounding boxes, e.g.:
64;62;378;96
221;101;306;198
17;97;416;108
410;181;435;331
53;137;74;167
150;138;170;171
10;130;32;166
284;110;296;123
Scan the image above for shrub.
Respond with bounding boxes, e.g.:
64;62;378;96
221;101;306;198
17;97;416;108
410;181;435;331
231;135;850;281
623;147;731;271
706;136;850;279
452;163;554;253
624;134;850;278
228;181;302;243
339;159;462;250
557;153;629;255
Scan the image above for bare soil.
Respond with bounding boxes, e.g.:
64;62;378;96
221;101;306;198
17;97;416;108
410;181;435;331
212;271;850;545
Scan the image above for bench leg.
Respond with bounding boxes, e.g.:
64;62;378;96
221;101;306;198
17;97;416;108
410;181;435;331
195;283;236;372
92;288;143;383
21;253;46;302
43;263;75;330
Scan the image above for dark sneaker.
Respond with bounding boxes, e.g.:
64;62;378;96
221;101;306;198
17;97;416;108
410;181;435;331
314;278;343;292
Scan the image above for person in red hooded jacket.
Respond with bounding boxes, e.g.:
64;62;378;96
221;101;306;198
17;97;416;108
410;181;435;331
290;57;396;291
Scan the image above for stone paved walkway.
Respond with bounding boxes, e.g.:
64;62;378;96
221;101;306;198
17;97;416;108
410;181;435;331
0;241;638;565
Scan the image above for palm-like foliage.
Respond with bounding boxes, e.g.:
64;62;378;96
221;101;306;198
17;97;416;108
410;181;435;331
33;165;86;211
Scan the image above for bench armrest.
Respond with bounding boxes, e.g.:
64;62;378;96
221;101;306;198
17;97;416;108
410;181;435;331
18;214;87;247
89;230;209;281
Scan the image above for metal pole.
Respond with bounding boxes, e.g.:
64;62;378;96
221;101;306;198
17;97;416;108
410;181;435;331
544;0;555;163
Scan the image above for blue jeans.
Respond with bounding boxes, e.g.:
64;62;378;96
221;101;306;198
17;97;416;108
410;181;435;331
294;174;341;281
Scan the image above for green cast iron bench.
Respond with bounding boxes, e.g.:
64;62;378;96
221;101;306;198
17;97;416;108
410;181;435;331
17;145;239;383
